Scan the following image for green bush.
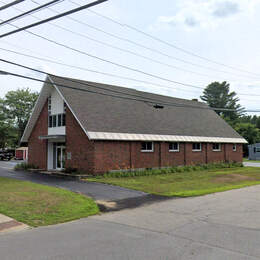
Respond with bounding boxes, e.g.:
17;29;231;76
102;162;243;178
14;162;39;171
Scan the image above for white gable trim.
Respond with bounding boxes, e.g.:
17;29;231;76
88;132;247;143
48;76;91;140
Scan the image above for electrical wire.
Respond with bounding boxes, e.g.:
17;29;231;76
30;0;260;81
81;2;260;78
0;0;64;27
0;0;108;38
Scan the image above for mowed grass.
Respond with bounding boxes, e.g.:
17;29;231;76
86;167;260;197
0;177;99;227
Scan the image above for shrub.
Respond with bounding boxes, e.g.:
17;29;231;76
102;161;243;178
14;162;39;171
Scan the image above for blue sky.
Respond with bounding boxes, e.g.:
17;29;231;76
1;0;260;113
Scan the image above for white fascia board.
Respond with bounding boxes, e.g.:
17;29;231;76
88;132;247;144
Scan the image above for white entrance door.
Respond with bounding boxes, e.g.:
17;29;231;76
56;146;66;170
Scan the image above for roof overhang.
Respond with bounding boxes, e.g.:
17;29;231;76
88;132;247;143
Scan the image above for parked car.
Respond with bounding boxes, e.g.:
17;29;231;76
0;150;13;161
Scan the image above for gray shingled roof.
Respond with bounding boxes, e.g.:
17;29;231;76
48;75;243;140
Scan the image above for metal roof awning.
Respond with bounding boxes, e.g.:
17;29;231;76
39;135;65;140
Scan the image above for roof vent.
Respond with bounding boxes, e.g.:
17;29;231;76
153;104;164;109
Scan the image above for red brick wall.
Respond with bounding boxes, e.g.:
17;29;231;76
94;141;131;173
161;142;185;167
65;108;95;173
207;143;225;163
225;143;243;162
28;101;48;169
185;143;207;165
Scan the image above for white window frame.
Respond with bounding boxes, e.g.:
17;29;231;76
169;142;179;152
141;142;154;152
233;144;237;152
192;143;202;152
212;143;221;152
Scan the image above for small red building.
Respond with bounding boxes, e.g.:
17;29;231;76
21;75;246;174
15;147;28;160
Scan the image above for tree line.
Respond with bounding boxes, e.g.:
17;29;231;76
0;88;38;149
201;81;259;155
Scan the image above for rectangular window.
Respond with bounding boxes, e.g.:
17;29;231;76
212;143;221;151
141;142;153;152
48;115;52;128
52;115;57;127
233;144;237;152
62;113;66;126
192;143;202;151
48;96;51;112
58;114;62;127
169;142;179;152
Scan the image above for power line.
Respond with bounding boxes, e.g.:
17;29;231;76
0;17;207;90
0;0;108;38
78;2;260;78
0;67;239;112
0;0;64;27
30;0;260;81
1;44;260;100
3;3;227;81
0;0;24;11
0;45;200;94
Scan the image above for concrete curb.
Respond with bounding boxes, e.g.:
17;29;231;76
0;214;29;234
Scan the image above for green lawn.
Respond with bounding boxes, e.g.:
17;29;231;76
0;177;99;227
243;158;260;163
86;167;260;197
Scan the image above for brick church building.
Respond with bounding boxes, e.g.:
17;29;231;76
21;75;246;175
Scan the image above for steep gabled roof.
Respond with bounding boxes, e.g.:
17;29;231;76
21;75;247;143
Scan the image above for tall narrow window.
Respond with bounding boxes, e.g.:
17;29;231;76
233;144;237;152
48;96;51;113
48;115;53;128
141;142;153;152
62;114;66;126
52;115;57;127
58;114;62;127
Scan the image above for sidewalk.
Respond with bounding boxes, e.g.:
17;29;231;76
0;214;29;234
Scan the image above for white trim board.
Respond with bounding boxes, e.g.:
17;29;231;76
87;132;247;143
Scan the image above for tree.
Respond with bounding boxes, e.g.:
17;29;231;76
234;123;260;145
200;81;244;120
4;88;38;142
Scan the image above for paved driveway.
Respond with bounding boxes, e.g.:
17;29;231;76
244;162;260;167
0;161;146;201
1;184;260;259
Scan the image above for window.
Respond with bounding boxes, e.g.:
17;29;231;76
212;143;221;151
141;142;153;152
48;115;53;128
48;113;66;128
48;96;51;113
253;147;260;153
58;114;62;127
169;142;179;152
52;115;57;127
192;143;202;151
62;114;66;126
233;144;237;152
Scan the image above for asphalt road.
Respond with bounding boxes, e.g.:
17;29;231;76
0;161;146;201
1;183;260;259
1;161;260;259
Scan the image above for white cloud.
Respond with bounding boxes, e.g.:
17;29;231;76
150;0;260;31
